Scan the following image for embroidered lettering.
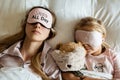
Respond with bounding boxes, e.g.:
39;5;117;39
32;15;39;19
41;17;48;23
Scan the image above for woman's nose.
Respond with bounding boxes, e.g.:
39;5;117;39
35;23;41;28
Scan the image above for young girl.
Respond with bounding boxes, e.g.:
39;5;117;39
0;6;61;80
62;17;120;80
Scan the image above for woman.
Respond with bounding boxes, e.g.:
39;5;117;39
0;6;61;80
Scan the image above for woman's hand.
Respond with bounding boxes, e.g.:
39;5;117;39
62;72;81;80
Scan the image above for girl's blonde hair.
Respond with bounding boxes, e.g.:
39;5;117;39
75;17;110;48
0;6;56;80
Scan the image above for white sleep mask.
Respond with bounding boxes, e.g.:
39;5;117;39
75;30;102;48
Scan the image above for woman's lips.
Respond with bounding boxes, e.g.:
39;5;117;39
32;30;41;34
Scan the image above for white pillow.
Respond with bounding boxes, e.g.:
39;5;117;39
0;0;120;55
93;0;120;53
48;0;120;55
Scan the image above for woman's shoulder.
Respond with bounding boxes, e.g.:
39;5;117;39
3;41;21;52
0;40;22;58
42;41;54;54
0;41;23;68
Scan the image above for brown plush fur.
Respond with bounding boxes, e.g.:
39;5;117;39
56;42;84;53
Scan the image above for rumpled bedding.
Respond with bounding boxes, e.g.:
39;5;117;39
0;67;42;80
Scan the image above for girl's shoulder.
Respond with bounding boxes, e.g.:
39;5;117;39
103;48;120;64
104;47;118;57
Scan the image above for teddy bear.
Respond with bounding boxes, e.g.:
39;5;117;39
51;42;113;79
51;42;86;72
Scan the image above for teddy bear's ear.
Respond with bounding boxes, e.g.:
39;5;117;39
56;43;63;49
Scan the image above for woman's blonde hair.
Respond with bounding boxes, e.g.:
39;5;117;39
0;6;56;80
75;17;110;48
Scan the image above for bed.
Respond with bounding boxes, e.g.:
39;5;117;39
0;0;120;79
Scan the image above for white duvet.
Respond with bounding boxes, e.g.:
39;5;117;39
0;67;42;80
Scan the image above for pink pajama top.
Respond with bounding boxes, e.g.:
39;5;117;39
85;48;120;79
0;41;62;80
